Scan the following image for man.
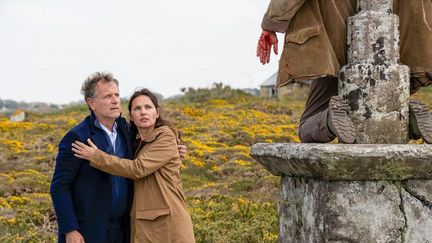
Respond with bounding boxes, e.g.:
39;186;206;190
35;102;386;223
256;0;432;143
50;72;186;243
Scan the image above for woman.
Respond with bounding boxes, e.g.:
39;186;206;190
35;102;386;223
72;88;195;243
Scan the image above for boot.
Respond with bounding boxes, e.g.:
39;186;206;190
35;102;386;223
410;72;432;95
409;100;432;143
327;96;356;144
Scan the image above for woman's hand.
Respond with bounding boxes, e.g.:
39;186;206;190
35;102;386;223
72;139;99;161
177;138;187;160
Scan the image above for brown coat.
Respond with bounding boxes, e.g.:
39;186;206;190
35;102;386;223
90;126;195;243
262;0;432;88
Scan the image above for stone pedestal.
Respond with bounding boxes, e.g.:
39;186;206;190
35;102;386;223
251;143;432;242
339;0;410;144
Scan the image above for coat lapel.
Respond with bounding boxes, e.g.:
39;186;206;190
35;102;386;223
90;132;112;154
88;113;113;154
116;117;133;159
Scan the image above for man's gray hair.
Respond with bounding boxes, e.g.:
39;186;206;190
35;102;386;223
81;72;119;100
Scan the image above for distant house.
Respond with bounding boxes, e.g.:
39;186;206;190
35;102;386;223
260;72;311;98
260;73;278;98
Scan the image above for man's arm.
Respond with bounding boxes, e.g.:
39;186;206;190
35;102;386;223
257;0;306;64
73;128;179;180
261;0;306;33
50;131;83;238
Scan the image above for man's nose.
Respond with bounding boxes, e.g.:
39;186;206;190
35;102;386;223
111;96;119;104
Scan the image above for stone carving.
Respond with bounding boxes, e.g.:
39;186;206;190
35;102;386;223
339;0;409;144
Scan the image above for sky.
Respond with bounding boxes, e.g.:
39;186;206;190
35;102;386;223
0;0;281;104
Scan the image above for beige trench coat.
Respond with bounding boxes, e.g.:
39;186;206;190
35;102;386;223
262;0;432;88
90;125;195;243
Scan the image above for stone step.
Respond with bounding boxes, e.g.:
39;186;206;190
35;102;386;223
250;143;432;180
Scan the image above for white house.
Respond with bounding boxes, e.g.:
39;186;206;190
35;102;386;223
260;72;311;98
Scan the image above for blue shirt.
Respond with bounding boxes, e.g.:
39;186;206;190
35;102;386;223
95;120;129;222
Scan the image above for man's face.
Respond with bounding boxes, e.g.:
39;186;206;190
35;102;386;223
87;81;121;122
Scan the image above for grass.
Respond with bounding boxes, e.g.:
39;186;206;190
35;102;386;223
1;83;430;242
0;85;303;243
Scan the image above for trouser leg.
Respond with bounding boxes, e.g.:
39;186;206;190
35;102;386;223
298;76;338;143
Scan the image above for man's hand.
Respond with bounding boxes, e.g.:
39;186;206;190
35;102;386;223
256;30;278;64
66;230;85;243
177;139;186;160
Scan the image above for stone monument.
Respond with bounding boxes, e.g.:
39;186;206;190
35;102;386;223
339;0;410;144
251;1;432;242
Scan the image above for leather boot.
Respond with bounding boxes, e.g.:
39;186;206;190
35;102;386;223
409;100;432;143
327;96;356;144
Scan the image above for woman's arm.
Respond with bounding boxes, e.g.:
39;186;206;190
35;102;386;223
72;128;179;180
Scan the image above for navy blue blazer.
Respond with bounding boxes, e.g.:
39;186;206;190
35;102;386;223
50;113;134;243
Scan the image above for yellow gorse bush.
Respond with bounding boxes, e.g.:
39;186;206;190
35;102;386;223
7;195;30;206
1;86;431;242
0;120;34;132
0;86;312;242
0;139;26;153
0;197;12;209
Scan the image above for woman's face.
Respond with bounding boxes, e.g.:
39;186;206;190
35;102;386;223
130;95;159;130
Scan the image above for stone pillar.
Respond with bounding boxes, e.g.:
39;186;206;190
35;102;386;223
339;0;410;144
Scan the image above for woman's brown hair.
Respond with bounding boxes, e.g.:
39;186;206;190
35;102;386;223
128;88;171;143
